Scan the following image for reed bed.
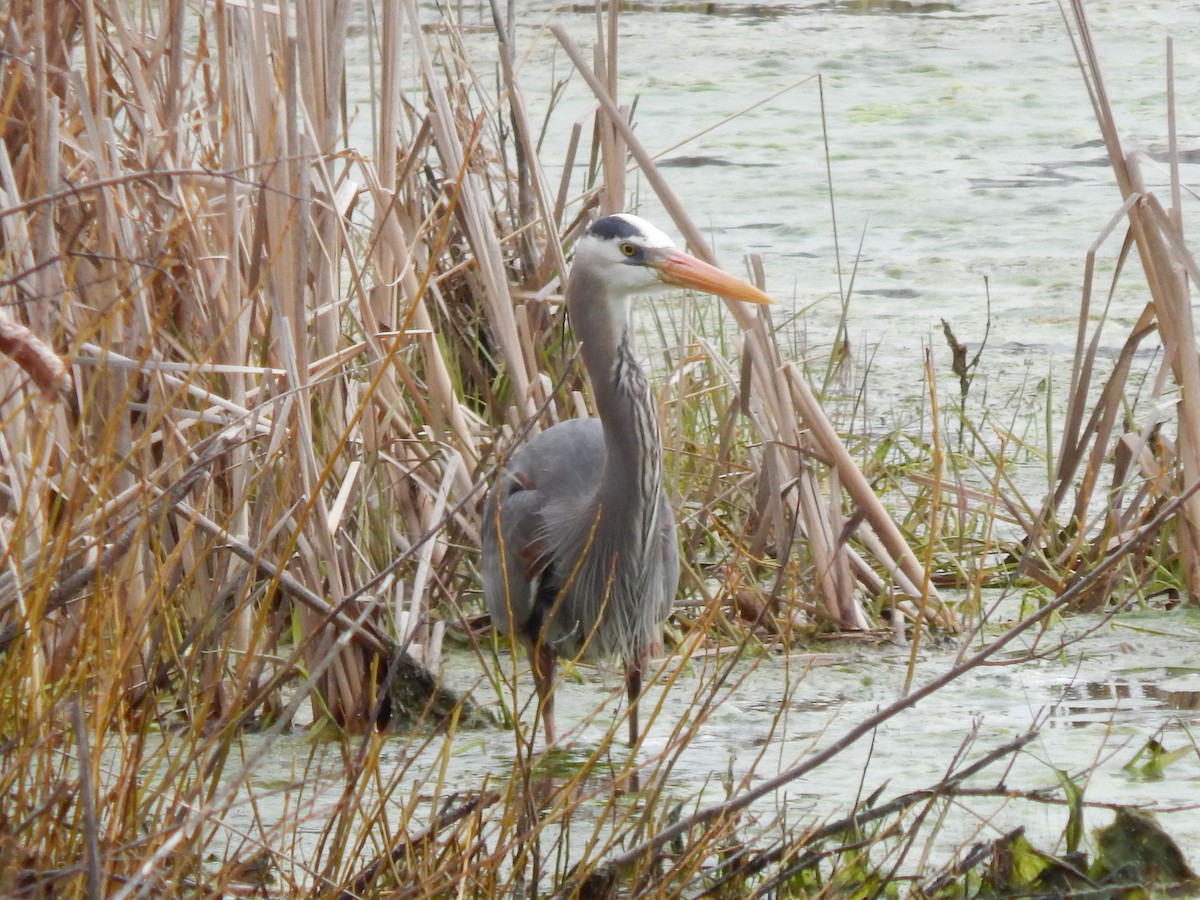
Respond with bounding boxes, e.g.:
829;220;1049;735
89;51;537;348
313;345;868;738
0;0;1196;895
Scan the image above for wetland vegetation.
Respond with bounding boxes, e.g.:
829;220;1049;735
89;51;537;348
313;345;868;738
0;0;1198;896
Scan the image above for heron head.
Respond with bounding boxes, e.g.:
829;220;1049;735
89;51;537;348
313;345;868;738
573;213;773;306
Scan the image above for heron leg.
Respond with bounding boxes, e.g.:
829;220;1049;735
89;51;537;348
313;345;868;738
625;658;643;747
530;641;557;746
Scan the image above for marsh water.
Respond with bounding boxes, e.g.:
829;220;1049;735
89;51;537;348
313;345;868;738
244;607;1200;876
302;0;1200;879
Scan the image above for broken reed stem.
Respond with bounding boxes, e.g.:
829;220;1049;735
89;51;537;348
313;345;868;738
1047;194;1139;516
904;347;941;694
70;696;103;900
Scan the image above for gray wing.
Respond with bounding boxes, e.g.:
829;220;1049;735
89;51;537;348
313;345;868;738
481;419;606;640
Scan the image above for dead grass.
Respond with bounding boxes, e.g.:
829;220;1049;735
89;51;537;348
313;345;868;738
0;0;1196;895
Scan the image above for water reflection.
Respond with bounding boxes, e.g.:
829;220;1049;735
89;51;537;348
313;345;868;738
1051;676;1200;727
560;1;791;15
838;0;959;13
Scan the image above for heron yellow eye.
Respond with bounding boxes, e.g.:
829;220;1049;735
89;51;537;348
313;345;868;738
619;242;637;257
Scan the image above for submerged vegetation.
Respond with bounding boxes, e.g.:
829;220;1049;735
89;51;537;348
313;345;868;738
0;0;1197;895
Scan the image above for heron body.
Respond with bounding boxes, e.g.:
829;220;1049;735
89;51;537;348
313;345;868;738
482;214;770;746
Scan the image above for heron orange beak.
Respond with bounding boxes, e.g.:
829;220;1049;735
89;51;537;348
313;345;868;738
651;248;773;305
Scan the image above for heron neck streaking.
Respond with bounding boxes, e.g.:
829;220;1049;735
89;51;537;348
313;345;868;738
566;260;663;569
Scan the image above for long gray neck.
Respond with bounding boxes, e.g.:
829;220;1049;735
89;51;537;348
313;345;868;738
567;268;663;540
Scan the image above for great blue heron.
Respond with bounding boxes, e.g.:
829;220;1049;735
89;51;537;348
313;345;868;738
482;213;771;746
